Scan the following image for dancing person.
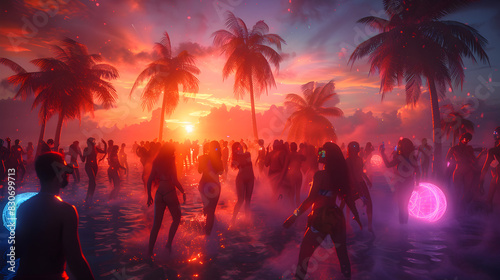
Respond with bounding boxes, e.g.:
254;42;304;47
417;138;433;180
222;141;229;180
380;138;420;224
108;145;127;200
198;141;223;235
15;152;94;280
68;141;83;184
344;141;373;233
479;127;500;210
147;143;186;257
445;133;480;216
255;139;266;177
0;138;10;197
283;142;362;279
82;138;107;206
280;142;306;207
230;142;254;225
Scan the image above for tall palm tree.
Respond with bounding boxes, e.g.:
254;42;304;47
441;102;474;146
212;11;285;140
1;38;118;151
283;80;343;146
130;32;200;142
349;0;489;177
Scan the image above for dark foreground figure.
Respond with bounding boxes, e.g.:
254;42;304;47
284;142;361;279
15;152;94;280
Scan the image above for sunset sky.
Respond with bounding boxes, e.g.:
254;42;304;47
1;0;499;146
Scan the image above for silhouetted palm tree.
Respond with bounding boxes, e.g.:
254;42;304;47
283;80;343;146
1;39;118;151
131;32;200;141
349;0;489;177
441;102;474;146
213;11;285;140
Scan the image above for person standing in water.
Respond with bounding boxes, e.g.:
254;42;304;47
147;143;186;258
479;127;500;210
417;138;433;180
198;141;223;235
380;138;420;224
343;141;373;233
68;141;83;184
108;145;127;200
283;142;361;279
279;142;306;207
230;142;254;225
16;152;94;280
119;143;129;178
82;138;107;206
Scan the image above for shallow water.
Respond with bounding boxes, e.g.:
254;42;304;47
1;155;500;280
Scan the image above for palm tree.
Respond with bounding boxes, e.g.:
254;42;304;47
283;80;343;146
1;38;118;151
349;0;489;177
212;11;285;140
441;102;474;146
130;32;200;142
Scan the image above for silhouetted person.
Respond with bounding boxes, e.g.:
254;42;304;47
15;152;94;280
446;133;479;216
479;127;500;210
198;141;223;235
147;143;186;258
343;141;373;233
380;138;420;224
418;138;433;180
280;142;306;207
47;139;56;152
26;142;34;164
222;141;229;180
119;143;128;178
283;142;361;279
39;139;51;154
265;140;286;199
0;138;10;197
108;145;127;200
230;142;254;225
11;139;26;182
255;139;266;177
82;138;107;206
68;141;83;184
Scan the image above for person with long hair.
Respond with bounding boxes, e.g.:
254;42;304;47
198;141;223;235
147;143;186;257
380;138;420;224
82;138;107;206
68;141;83;184
283;142;362;279
279;142;306;207
230;142;254;225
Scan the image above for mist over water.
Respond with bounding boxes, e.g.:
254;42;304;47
1;151;500;280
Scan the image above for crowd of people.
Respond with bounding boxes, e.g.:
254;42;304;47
1;126;499;279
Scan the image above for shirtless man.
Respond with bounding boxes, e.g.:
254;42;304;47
15;152;94;280
479;127;500;210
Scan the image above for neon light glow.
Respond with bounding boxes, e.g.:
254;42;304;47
370;155;383;168
408;183;447;222
3;192;38;230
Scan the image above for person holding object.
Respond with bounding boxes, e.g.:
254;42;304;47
15;152;94;280
283;142;362;279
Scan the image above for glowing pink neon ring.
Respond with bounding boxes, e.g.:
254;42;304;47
370;155;383;168
408;182;447;222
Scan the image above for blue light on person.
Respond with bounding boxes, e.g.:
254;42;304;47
3;192;37;231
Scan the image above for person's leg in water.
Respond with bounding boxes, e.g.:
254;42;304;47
18;162;26;182
331;211;351;278
397;183;414;224
85;164;97;206
165;195;181;252
148;194;167;258
109;171;121;200
205;183;220;235
231;175;245;225
75;166;80;183
295;228;325;280
360;182;374;232
244;177;254;215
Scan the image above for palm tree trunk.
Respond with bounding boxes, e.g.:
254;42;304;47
54;112;64;151
428;79;443;179
249;76;259;141
159;91;168;142
35;118;46;157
